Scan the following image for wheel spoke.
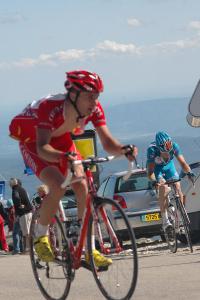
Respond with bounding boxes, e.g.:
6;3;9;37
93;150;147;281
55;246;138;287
87;197;138;300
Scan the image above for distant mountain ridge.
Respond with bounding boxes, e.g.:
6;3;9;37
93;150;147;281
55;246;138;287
104;97;198;139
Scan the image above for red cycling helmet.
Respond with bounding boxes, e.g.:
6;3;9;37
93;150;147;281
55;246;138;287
65;70;104;93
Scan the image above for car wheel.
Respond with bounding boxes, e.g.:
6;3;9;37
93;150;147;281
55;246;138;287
177;230;200;244
160;233;166;243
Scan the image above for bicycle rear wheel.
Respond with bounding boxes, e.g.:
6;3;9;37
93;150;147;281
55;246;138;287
165;203;177;253
177;198;193;253
87;197;138;300
29;210;72;300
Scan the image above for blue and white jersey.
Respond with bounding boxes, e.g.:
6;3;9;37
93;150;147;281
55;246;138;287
147;141;182;166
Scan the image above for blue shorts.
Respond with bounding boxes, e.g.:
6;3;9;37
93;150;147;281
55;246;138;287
154;160;179;182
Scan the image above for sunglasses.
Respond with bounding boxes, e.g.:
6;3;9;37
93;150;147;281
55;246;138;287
159;140;172;152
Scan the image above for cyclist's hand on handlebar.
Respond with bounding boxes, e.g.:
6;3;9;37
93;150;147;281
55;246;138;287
152;178;165;188
151;180;164;188
64;151;77;161
121;144;138;161
151;180;158;188
187;172;196;185
60;151;77;169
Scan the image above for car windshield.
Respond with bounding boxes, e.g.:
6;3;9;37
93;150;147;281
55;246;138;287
115;172;152;193
61;196;77;209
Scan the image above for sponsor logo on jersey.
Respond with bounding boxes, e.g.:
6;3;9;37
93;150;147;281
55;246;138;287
155;156;164;164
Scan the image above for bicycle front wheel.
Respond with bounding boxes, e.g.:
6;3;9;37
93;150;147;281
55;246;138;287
87;197;138;300
29;210;72;300
177;198;193;253
165;203;177;253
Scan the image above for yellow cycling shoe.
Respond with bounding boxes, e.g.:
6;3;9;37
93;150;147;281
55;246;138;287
34;236;55;263
85;249;112;267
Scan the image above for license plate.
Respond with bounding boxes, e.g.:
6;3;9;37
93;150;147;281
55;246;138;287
141;213;161;222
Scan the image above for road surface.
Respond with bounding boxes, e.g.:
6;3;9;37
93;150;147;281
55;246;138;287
0;240;200;300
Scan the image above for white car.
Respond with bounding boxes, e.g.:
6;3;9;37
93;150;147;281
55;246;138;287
180;161;200;243
97;168;162;239
61;190;77;222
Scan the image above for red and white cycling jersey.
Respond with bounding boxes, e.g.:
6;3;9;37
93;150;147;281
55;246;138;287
9;93;106;144
9;93;106;177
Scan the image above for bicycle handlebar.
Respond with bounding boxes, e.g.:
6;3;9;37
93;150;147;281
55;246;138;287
61;155;137;189
151;178;181;187
165;176;195;188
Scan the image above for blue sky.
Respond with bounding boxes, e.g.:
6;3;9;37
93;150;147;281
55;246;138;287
1;0;200;111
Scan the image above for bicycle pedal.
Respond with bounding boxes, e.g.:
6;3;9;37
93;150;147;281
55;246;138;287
35;260;46;270
80;259;92;271
97;265;109;272
80;259;109;272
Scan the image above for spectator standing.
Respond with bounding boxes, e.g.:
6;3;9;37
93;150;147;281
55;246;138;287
9;178;32;254
34;185;49;207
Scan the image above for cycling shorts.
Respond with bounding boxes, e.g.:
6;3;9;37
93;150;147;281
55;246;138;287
154;160;179;182
19;140;82;178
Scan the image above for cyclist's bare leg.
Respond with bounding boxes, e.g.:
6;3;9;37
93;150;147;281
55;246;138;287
32;166;66;261
70;164;111;266
174;181;184;205
158;184;169;213
70;164;93;249
39;166;66;226
71;163;88;220
158;183;172;230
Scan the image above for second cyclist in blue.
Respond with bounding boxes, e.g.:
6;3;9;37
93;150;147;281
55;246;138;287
146;131;194;234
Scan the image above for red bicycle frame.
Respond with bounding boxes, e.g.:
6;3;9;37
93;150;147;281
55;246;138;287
66;163;122;269
67;167;96;269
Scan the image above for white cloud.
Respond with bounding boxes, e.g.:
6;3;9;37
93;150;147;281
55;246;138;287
152;37;200;53
1;20;200;69
54;49;86;61
14;58;38;68
0;41;141;69
188;21;200;31
8;49;87;68
127;18;142;28
97;40;141;54
0;13;25;24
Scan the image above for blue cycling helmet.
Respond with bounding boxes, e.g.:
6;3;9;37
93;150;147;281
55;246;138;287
155;131;173;152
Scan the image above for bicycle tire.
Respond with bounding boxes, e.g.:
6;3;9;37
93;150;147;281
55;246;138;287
87;196;138;300
165;203;177;253
29;210;72;300
176;198;193;253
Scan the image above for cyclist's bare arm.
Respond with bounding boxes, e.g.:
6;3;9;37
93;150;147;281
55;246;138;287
176;154;191;173
36;128;76;163
96;125;138;160
96;126;124;154
147;162;156;181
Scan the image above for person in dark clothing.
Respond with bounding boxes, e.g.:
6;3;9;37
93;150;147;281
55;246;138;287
9;178;32;254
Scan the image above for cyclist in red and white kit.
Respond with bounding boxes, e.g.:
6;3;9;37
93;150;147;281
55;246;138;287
9;70;138;265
